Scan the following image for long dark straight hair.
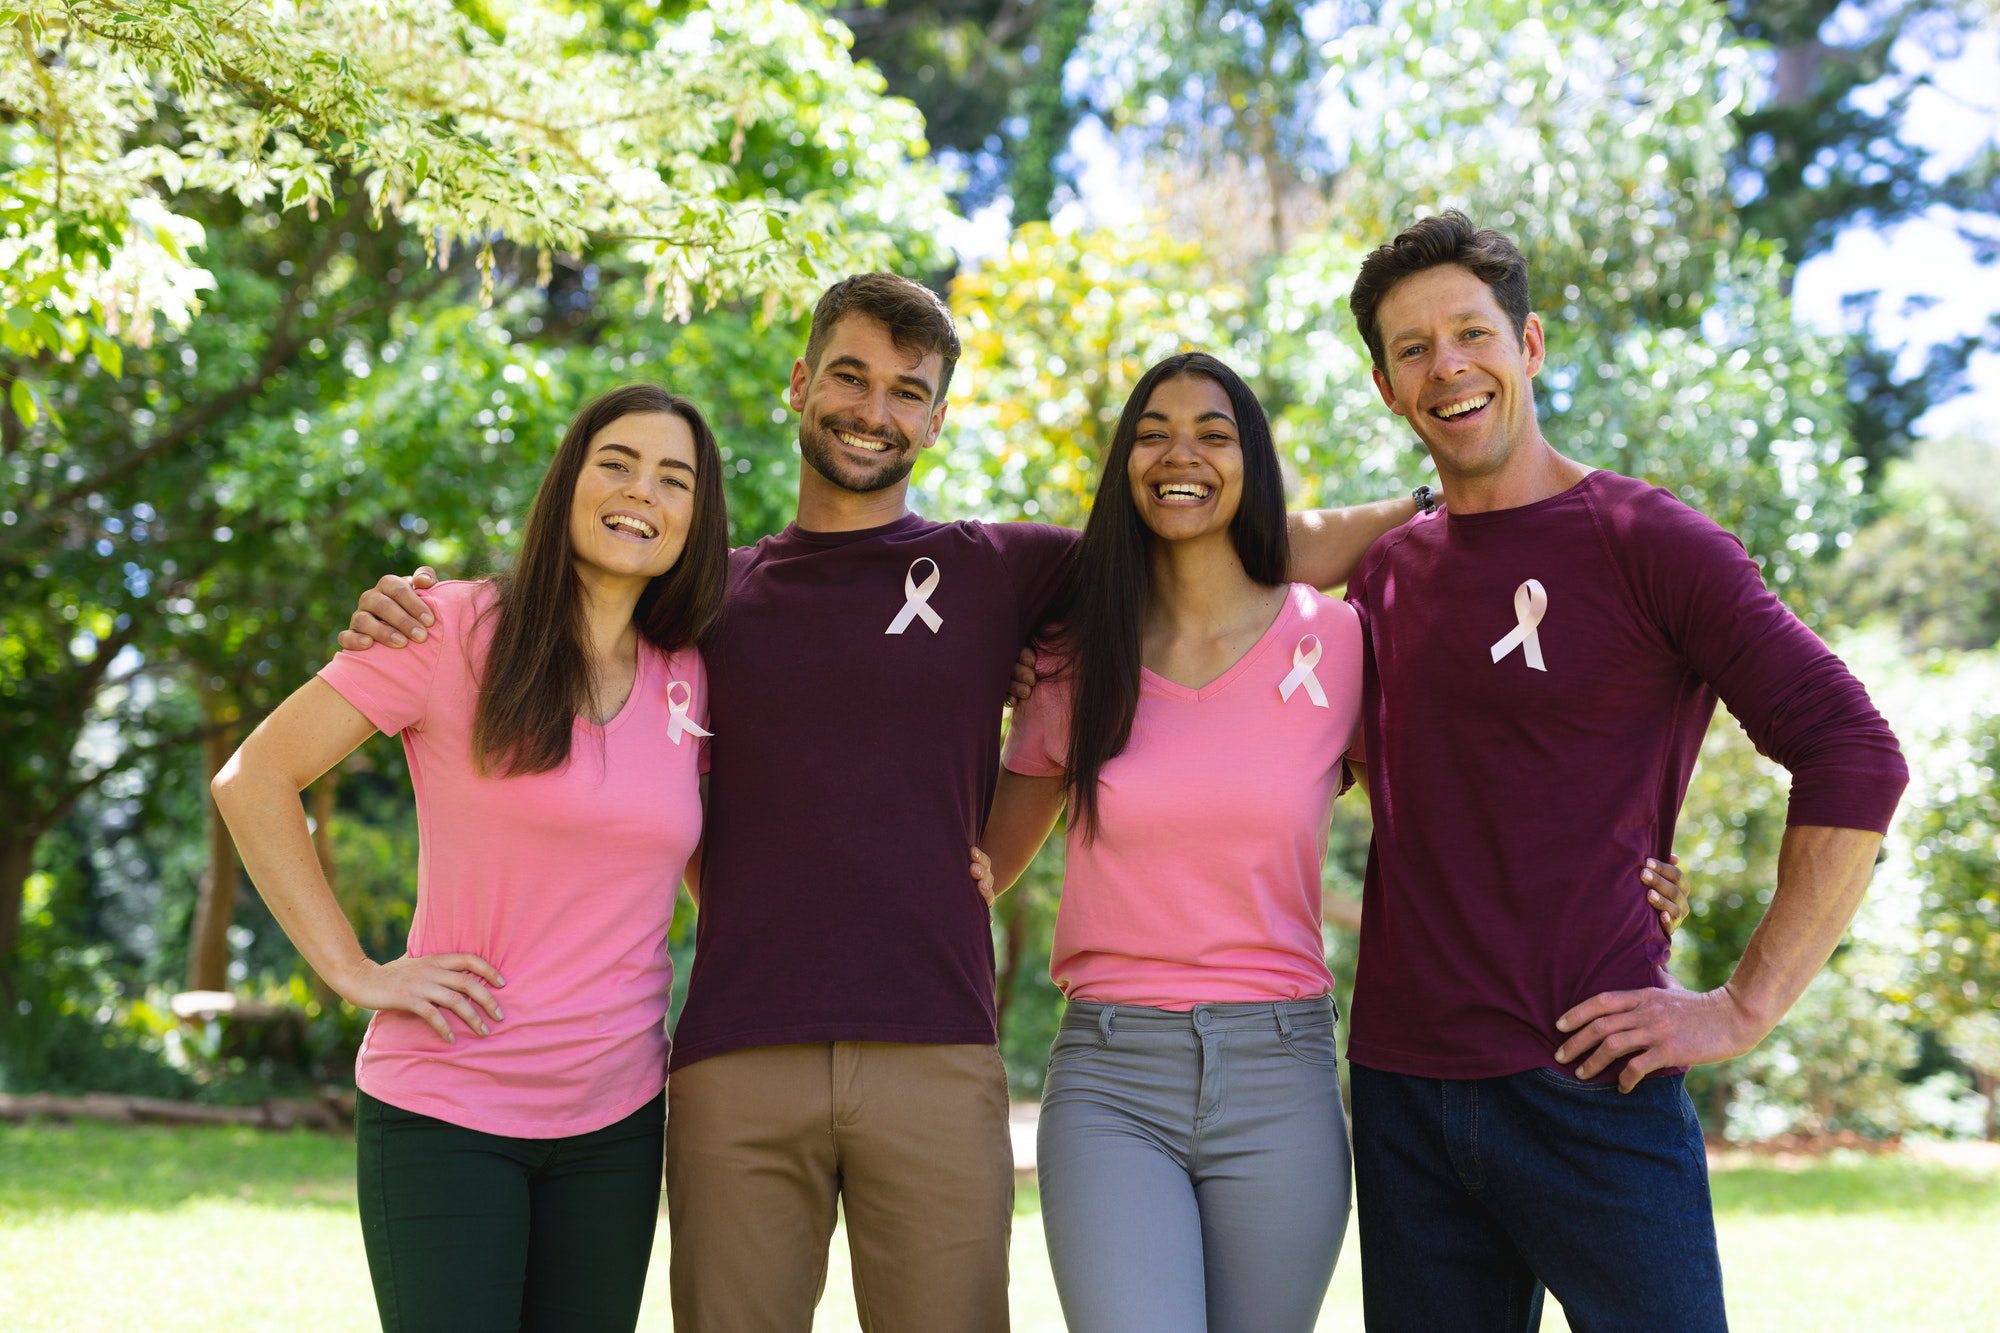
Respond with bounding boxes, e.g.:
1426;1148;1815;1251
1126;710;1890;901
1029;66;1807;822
474;384;730;776
1052;352;1290;839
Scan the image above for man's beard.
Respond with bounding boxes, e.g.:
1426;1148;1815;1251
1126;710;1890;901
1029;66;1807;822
799;414;917;495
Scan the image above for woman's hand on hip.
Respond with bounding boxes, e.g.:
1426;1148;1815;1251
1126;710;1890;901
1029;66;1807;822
336;953;506;1043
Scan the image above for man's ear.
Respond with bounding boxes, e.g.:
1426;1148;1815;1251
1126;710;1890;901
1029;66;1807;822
922;399;948;450
1372;365;1406;418
1522;313;1546;378
788;358;811;412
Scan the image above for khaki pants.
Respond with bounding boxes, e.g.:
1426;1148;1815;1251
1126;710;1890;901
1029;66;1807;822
666;1042;1014;1333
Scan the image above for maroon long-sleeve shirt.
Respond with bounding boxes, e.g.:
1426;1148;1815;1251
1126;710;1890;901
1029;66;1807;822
1346;470;1908;1080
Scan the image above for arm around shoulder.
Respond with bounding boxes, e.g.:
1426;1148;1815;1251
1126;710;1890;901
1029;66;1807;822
1285;496;1418;590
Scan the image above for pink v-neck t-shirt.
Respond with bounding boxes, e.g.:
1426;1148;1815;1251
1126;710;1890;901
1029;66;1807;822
318;579;706;1137
1003;583;1363;1009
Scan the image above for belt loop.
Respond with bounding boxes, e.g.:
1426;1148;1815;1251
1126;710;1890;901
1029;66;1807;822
1097;1006;1116;1046
1275;1005;1295;1040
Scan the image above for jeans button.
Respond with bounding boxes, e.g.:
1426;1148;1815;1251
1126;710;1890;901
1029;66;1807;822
1195;1009;1211;1028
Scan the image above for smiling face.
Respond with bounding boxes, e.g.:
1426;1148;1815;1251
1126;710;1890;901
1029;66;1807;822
788;312;948;495
566;410;699;587
1371;263;1546;483
1125;374;1245;544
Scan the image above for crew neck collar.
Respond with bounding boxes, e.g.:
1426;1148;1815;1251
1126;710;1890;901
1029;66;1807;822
1445;469;1602;525
779;510;930;547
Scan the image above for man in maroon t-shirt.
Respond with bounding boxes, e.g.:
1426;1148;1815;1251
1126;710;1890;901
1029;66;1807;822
339;272;1412;1330
1340;212;1908;1331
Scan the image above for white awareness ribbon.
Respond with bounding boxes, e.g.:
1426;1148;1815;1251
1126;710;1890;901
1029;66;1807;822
1277;634;1329;708
1488;578;1549;672
665;680;711;746
884;557;944;635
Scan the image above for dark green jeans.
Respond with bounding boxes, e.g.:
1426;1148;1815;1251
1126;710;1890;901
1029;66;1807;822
355;1089;665;1332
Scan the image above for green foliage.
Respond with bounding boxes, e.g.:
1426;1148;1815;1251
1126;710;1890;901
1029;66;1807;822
1257;1;1864;581
1725;0;2000;475
1823;438;2000;652
995;837;1066;1093
1;0;950;373
1910;712;2000;1024
1726;967;1922;1141
932;222;1244;525
833;0;1093;219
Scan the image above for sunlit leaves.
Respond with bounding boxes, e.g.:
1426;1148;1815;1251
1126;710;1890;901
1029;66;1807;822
931;223;1245;526
2;0;951;379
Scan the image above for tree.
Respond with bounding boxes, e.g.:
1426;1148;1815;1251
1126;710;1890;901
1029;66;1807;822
1910;712;2000;1138
0;0;953;983
932;221;1244;526
1823;436;2000;652
1256;0;1864;583
1081;0;1368;258
1;0;947;396
833;0;1096;223
1725;0;2000;479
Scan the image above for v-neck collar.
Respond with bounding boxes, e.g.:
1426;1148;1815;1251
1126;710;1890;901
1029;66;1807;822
1139;586;1298;703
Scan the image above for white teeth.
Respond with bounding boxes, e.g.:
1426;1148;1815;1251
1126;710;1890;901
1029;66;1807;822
1156;484;1211;500
604;514;657;538
1435;393;1492;420
839;432;890;452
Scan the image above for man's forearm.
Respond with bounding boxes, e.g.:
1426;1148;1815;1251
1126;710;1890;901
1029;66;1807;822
1285;497;1417;590
1725;823;1883;1034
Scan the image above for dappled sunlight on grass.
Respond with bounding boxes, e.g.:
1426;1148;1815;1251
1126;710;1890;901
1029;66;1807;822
2;1124;1994;1331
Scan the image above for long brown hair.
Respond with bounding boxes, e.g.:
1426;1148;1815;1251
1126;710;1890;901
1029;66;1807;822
474;384;729;775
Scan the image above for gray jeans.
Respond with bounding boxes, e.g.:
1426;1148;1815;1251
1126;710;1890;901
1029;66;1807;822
1037;996;1352;1333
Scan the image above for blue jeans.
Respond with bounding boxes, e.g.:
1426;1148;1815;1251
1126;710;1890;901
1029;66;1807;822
1350;1063;1726;1332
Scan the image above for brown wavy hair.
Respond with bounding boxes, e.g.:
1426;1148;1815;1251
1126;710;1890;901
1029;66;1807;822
1348;210;1531;373
473;384;729;775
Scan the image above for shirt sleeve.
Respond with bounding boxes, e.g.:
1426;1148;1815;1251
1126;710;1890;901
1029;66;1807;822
1001;651;1071;778
1602;486;1909;834
986;521;1080;641
315;586;454;735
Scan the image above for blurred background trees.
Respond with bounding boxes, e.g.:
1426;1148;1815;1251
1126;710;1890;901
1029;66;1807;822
5;0;1997;1141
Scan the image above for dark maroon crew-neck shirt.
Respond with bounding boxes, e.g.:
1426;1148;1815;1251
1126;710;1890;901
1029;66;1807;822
1346;470;1907;1081
669;512;1076;1071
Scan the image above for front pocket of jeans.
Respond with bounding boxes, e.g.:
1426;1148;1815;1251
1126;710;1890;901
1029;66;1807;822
1280;1023;1343;1068
1533;1066;1619;1093
1045;1030;1098;1072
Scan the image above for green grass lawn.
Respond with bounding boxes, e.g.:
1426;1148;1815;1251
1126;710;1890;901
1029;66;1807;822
3;1123;1995;1330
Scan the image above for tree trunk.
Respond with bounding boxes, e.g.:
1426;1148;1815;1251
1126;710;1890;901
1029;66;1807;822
1708;1073;1733;1138
0;829;38;1001
1977;1068;1998;1142
186;690;243;991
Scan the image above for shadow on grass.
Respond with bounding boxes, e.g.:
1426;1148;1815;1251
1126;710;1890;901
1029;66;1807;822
0;1122;357;1216
7;1123;1991;1228
1711;1156;2000;1218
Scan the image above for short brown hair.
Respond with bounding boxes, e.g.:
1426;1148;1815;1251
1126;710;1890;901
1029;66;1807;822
804;272;962;401
1349;211;1531;372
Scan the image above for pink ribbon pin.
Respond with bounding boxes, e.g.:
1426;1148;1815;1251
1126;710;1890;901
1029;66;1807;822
1278;635;1328;707
666;680;711;745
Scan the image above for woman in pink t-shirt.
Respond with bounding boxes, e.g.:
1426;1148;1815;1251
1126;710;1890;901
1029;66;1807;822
212;384;727;1331
977;354;1687;1333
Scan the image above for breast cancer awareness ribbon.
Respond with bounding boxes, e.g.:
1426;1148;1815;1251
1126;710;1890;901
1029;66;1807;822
665;680;711;746
1488;579;1548;672
1278;634;1329;707
884;557;943;635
